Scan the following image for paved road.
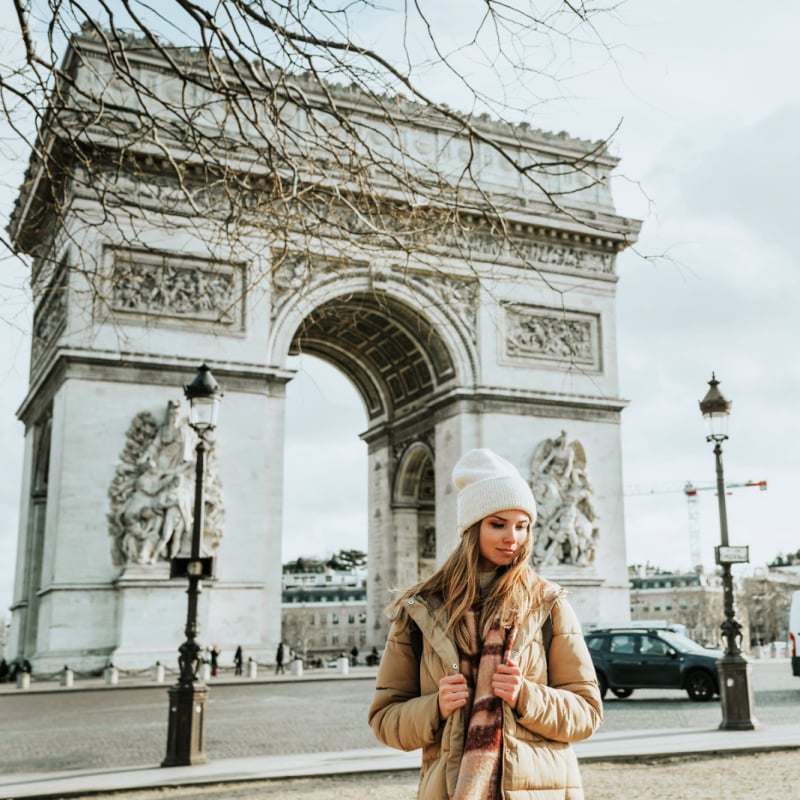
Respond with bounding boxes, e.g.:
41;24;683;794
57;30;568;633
1;660;796;776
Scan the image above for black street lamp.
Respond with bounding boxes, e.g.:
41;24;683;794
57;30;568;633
698;373;757;731
162;364;221;767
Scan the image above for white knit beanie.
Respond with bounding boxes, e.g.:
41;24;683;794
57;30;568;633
453;448;537;535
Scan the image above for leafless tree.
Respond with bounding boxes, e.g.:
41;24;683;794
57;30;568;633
2;0;635;350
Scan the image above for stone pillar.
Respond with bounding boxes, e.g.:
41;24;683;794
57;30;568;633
366;442;393;648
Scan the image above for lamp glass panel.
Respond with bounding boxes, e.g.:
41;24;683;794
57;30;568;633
704;410;729;440
189;395;219;430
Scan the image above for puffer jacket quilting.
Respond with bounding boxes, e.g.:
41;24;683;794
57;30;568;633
368;581;602;799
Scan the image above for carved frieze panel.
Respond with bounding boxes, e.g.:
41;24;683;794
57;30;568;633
502;303;601;372
31;258;68;367
433;227;616;274
108;248;245;329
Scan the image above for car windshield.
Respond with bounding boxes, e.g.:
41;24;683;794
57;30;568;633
658;630;713;654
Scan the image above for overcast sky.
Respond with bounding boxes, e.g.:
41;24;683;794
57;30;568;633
2;2;799;617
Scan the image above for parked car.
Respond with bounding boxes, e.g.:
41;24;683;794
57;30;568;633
584;627;723;702
790;591;800;678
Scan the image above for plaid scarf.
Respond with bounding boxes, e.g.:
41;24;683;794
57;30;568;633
453;606;518;800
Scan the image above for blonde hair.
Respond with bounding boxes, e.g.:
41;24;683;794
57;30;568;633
391;518;545;653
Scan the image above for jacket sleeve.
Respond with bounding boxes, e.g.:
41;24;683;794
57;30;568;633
368;614;443;751
514;597;603;742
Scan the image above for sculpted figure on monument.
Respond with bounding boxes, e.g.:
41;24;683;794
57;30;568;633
107;401;224;567
528;431;599;568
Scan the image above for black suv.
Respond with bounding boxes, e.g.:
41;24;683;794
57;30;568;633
584;627;723;702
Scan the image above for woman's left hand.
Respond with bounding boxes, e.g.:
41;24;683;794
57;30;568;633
492;661;523;708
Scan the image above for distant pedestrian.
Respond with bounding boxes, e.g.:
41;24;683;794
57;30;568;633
275;641;286;674
366;646;380;667
234;645;243;676
210;645;220;677
350;645;359;666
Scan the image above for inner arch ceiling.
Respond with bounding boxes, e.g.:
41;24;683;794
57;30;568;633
289;292;456;421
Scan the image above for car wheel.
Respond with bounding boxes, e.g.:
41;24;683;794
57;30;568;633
611;687;633;699
686;670;716;701
597;672;608;699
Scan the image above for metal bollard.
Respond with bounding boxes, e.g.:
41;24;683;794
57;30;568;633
152;661;165;683
104;666;119;685
61;666;74;687
248;658;258;679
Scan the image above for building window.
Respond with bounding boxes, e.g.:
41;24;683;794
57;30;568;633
359;612;367;623
332;613;339;625
348;614;356;624
319;613;326;624
332;633;339;645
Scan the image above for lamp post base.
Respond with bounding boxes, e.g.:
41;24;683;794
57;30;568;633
162;681;209;766
717;654;757;731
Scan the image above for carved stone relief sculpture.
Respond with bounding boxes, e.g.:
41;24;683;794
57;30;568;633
31;263;67;368
107;401;225;567
503;304;601;371
109;249;243;328
528;431;599;568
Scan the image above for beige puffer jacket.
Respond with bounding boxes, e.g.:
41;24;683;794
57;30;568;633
368;581;602;799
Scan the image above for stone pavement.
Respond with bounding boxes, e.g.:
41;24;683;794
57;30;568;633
2;722;799;799
2;665;799;799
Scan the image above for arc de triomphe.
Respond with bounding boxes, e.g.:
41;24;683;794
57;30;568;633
7;32;640;671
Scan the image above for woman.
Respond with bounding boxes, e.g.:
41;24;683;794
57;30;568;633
369;448;602;799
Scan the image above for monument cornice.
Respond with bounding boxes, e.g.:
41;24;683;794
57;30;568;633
63;151;637;253
17;349;293;424
360;384;628;445
429;385;628;422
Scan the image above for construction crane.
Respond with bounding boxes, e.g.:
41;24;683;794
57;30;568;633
625;479;767;570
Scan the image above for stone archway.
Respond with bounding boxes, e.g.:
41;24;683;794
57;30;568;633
392;441;437;582
270;279;474;643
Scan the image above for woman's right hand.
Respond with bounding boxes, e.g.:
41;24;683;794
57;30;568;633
438;673;469;719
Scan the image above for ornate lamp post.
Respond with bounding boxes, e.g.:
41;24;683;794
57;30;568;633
163;364;221;767
698;373;757;730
